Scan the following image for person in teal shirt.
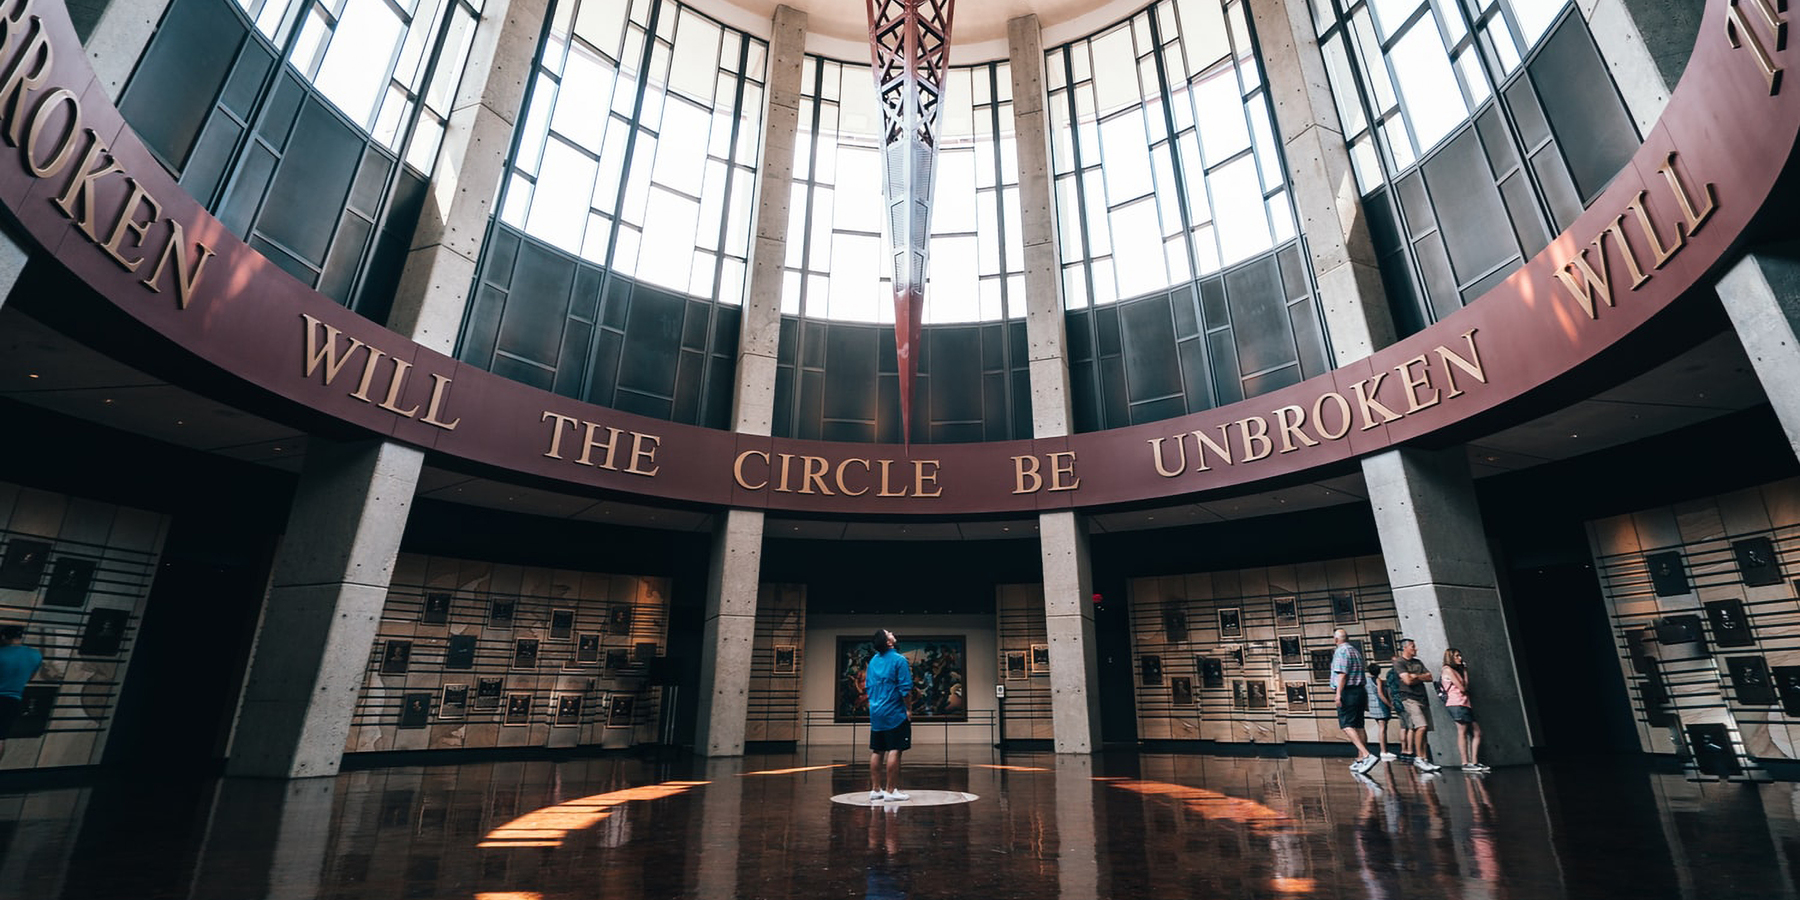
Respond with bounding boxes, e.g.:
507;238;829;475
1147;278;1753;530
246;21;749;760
0;625;45;758
865;628;912;803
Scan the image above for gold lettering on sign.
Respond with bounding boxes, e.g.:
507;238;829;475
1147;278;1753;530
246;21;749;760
1147;331;1486;478
539;411;659;476
1554;154;1715;318
1727;0;1788;93
1012;453;1079;494
301;315;459;430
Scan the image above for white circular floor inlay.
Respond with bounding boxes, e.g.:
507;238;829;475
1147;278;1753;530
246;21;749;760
829;790;980;807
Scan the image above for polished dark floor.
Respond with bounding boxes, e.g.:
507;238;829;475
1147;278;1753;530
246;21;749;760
2;746;1796;899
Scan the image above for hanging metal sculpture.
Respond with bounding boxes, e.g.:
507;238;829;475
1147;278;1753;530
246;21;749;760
866;0;954;445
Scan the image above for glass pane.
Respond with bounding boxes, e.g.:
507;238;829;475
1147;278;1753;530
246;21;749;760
1210;155;1272;263
1389;15;1468;151
1193;68;1250;163
1110;199;1168;299
527;138;598;252
1099;111;1154;200
1509;0;1566;48
312;0;404;126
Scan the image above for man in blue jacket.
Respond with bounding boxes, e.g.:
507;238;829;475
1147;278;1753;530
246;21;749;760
866;628;913;803
0;625;45;759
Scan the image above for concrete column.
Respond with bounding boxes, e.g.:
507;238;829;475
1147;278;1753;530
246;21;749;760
1578;0;1702;134
1363;446;1532;766
1249;0;1396;364
386;0;542;353
693;5;805;757
1011;15;1101;754
83;0;169;102
0;224;28;312
1716;246;1800;460
228;439;425;778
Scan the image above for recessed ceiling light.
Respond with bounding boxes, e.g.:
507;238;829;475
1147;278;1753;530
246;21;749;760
27;373;37;379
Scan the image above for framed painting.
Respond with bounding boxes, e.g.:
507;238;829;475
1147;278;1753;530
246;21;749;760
1285;681;1310;711
1247;680;1269;709
1686;723;1741;776
549;608;575;641
1646;551;1689;596
1162;602;1189;643
513;638;539;669
1272;596;1299;629
475;677;504;709
1656;615;1705;650
420;592;452;625
773;645;797;674
1370;629;1396;661
1030;643;1050;674
399;692;431;728
488;596;516;626
1198;656;1224;688
608;604;634;635
503;692;533;725
1775;665;1800;717
1140;655;1164;687
1309;649;1335;684
42;557;95;608
607;694;635;727
13;685;56;738
1704;599;1754;647
439;684;468;720
379;639;412;675
576;633;602;664
1735;537;1782;585
835;635;967;722
445;634;477;670
1726;656;1777;705
1005;650;1027;680
1170;676;1194;706
554;694;583;727
78;608;129;657
1278;635;1304;668
1217;607;1243;639
605;648;631;671
1232;680;1248;710
0;538;50;590
1330;592;1357;625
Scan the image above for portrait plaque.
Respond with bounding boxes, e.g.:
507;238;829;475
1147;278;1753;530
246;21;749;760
42;557;95;608
773;645;797;674
0;538;51;590
1217;607;1242;639
1247;680;1269;709
399;692;431;728
1030;643;1050;674
488;596;516;626
439;684;469;720
1686;723;1741;776
1279;635;1303;668
1272;596;1299;629
445;634;477;670
1704;599;1754;647
554;694;583;726
1726;656;1777;705
549;608;575;641
1285;682;1310;711
1655;615;1706;650
1005;650;1026;680
605;648;630;670
503;693;533;725
1163;602;1189;643
1198;656;1224;688
1170;676;1194;706
421;592;452;625
1141;655;1164;686
513;638;539;669
379;639;412;674
1734;537;1782;586
78;608;129;657
1646;551;1690;597
577;633;602;664
607;604;633;634
1330;592;1357;625
13;685;56;737
607;694;635;727
1310;649;1335;684
475;677;504;709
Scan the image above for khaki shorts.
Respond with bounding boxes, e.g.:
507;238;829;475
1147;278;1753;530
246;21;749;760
1399;697;1432;731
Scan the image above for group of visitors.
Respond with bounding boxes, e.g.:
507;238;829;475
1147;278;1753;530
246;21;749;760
1332;629;1488;776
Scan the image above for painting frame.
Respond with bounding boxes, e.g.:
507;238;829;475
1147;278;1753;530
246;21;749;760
1005;650;1027;680
420;592;452;625
773;645;797;674
1735;536;1782;585
1278;635;1304;669
503;692;533;725
1370;629;1396;661
0;538;51;590
512;638;539;670
445;634;477;670
1272;596;1299;629
1217;607;1243;639
1030;643;1050;674
576;633;602;664
439;684;469;720
1704;598;1755;647
1285;681;1310;711
607;694;635;728
475;677;504;710
1330;591;1357;625
1726;655;1777;705
1141;654;1164;687
554;693;583;727
1170;676;1194;706
399;692;431;728
834;635;968;723
78;608;128;657
549;608;575;641
1162;601;1189;643
487;596;516;626
42;557;95;608
1647;551;1690;596
1198;656;1224;689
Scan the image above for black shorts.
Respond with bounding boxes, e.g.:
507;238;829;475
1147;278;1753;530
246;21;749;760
870;719;911;752
1337;685;1367;729
0;696;20;737
1446;705;1476;725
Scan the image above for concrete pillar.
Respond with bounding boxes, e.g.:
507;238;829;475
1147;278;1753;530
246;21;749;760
1716;246;1800;460
1052;754;1099;900
694;5;804;756
1578;0;1702;133
0;225;28;312
227;439;425;777
1363;446;1532;766
1011;14;1101;754
84;0;169;102
386;0;542;353
1248;0;1395;364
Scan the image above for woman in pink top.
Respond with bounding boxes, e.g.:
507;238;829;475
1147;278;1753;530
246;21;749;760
1441;648;1488;772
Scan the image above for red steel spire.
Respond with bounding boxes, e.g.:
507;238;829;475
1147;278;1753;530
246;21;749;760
866;0;954;445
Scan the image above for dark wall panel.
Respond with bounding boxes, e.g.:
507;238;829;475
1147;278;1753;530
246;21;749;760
1531;18;1641;200
120;0;244;168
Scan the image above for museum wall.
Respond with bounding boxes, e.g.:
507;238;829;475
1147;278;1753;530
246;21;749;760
997;584;1053;742
801;614;999;746
0;482;169;771
1587;477;1800;778
342;553;672;754
747;583;806;743
1127;555;1395;746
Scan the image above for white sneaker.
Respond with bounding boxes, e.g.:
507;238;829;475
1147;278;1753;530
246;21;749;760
1414;758;1442;772
883;789;911;802
1379;752;1397;760
1356;755;1382;774
869;790;885;802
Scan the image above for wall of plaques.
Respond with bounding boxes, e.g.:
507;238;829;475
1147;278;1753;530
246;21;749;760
0;483;168;771
1127;555;1396;746
746;584;806;743
1587;477;1800;780
345;553;671;754
996;584;1053;742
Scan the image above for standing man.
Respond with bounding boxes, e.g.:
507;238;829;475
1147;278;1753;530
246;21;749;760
866;629;912;803
1386;650;1412;762
1331;629;1379;775
0;625;45;759
1394;639;1442;772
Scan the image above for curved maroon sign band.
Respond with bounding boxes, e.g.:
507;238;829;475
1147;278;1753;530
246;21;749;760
0;0;1790;516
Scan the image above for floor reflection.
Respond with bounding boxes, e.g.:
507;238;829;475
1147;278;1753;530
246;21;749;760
3;747;1799;899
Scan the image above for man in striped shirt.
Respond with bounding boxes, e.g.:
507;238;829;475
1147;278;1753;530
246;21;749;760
1332;628;1380;775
